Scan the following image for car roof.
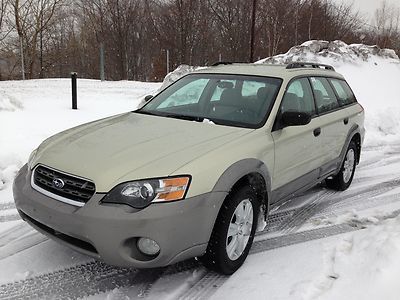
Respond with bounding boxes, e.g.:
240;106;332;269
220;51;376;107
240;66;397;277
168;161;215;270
192;63;345;81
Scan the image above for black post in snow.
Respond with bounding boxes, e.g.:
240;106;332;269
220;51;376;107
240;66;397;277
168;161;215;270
71;72;78;110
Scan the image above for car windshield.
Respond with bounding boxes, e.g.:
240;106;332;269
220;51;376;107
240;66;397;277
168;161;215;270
137;73;282;128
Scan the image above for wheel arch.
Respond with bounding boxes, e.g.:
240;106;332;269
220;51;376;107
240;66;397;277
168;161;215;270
351;132;362;164
212;159;272;217
339;124;362;168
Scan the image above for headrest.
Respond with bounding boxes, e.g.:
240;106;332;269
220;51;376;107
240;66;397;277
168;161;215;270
220;88;242;105
282;93;300;112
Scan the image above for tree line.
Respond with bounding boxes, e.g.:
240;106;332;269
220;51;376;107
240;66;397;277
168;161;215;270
0;0;399;81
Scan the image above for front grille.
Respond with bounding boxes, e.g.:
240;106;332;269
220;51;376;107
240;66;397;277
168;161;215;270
33;165;96;204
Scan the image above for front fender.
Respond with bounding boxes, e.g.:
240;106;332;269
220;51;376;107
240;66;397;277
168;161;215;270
212;158;272;214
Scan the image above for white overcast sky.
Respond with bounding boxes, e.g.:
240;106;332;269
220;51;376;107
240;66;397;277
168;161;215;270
333;0;400;19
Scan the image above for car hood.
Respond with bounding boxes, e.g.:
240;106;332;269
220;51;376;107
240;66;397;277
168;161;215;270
33;112;251;192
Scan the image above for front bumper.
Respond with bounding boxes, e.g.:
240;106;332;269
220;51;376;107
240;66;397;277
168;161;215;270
13;165;227;268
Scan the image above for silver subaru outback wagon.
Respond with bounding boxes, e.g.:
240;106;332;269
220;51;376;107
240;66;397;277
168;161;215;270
13;62;365;274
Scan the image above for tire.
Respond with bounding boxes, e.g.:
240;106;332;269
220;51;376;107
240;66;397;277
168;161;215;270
201;185;260;275
326;141;357;191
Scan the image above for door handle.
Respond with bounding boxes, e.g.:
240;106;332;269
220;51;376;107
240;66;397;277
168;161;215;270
344;118;349;125
313;128;321;137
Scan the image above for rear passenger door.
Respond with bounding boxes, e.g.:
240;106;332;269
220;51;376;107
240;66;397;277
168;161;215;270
309;77;348;175
271;78;322;197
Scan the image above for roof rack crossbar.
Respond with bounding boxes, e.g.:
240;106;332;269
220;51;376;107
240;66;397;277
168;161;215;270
286;62;335;71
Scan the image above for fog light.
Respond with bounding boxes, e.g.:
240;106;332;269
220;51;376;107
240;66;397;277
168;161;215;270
137;238;160;256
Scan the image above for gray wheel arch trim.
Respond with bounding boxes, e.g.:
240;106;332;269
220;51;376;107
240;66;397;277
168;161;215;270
211;158;272;214
338;124;361;169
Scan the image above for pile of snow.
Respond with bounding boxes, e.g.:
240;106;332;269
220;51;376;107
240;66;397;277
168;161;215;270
160;64;203;90
257;40;399;65
0;91;23;112
306;215;400;300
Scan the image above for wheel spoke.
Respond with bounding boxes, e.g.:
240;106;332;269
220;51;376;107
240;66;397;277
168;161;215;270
227;235;238;258
235;202;246;223
243;201;253;222
228;223;240;238
237;235;246;255
243;223;252;236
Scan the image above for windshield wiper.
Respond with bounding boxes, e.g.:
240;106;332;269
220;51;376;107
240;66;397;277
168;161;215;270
135;110;220;125
134;110;160;116
163;113;204;122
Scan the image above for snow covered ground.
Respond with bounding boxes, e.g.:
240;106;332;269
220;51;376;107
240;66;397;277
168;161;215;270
1;41;400;299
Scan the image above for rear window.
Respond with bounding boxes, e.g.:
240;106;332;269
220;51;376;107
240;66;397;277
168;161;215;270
329;79;357;106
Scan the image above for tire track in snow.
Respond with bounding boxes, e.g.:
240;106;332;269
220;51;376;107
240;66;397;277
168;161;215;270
0;223;47;260
0;203;15;211
261;177;400;236
2;199;399;300
277;190;337;234
0;261;140;300
0;214;20;223
0;258;200;299
0;223;30;247
179;210;400;299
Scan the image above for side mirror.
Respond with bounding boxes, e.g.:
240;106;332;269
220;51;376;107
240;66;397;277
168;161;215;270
281;111;311;127
144;95;153;102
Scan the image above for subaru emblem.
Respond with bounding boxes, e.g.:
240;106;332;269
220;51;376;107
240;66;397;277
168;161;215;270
52;178;65;189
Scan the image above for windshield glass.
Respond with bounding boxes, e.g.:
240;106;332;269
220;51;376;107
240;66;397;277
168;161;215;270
138;74;282;128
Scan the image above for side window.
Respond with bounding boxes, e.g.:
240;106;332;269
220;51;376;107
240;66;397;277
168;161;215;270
310;77;339;114
281;78;315;115
329;79;356;106
157;78;209;108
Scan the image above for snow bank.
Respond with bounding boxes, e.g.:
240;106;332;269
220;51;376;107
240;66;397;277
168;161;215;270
0;91;23;112
160;64;203;90
306;215;400;300
257;40;399;65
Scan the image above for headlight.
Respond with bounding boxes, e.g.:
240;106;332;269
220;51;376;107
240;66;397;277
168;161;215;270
102;176;191;209
28;149;38;169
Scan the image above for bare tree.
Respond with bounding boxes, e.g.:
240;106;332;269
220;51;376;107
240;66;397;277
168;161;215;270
374;0;400;49
0;0;9;41
11;0;64;79
1;0;395;81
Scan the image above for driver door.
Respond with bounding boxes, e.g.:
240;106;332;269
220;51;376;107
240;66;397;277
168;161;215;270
271;78;323;200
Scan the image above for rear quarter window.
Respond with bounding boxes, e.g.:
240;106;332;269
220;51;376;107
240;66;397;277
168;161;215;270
329;79;357;106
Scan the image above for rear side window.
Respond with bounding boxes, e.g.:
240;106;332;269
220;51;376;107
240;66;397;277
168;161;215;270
310;77;339;114
329;79;357;106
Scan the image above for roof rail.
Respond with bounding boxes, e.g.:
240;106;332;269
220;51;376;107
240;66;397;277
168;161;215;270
286;62;335;71
211;61;248;67
212;61;234;67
